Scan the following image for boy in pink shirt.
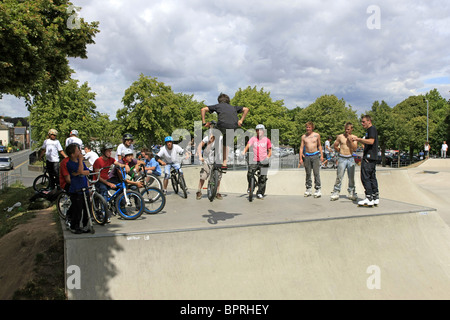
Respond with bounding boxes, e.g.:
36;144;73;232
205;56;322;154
242;124;272;199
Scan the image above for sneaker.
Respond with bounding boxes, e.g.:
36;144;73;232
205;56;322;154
163;189;167;195
373;198;379;206
330;192;339;201
70;227;82;234
347;192;357;201
358;198;374;207
215;193;223;200
304;188;312;197
313;189;322;198
257;194;264;200
196;191;202;200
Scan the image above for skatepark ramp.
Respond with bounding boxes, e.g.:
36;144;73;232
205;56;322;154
64;159;450;299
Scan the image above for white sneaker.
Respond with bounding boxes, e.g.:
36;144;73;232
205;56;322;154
313;189;322;198
347;192;357;201
304;188;312;197
373;198;379;206
330;192;339;201
358;198;374;207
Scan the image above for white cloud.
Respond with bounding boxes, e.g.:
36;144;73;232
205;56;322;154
1;0;449;119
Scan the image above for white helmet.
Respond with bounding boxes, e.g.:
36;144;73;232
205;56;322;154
70;129;79;136
256;124;265;130
122;148;133;156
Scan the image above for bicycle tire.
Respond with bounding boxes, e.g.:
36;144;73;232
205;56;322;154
33;174;50;192
92;192;109;225
141;187;166;214
179;174;188;198
207;169;218;202
171;174;179;194
146;174;163;190
248;175;255;202
115;190;145;220
56;191;71;220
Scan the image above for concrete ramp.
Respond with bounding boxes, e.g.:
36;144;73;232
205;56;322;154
64;191;450;300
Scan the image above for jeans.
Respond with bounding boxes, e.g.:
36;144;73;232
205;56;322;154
303;153;321;190
333;156;356;194
361;159;379;200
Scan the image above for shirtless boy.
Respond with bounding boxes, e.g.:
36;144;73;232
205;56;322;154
299;121;323;197
330;122;358;201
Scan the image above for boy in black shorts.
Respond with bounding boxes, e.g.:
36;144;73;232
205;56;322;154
201;93;249;169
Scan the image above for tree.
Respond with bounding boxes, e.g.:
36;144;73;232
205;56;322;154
230;86;295;146
118;74;204;148
0;0;99;99
29;78;110;148
292;95;362;151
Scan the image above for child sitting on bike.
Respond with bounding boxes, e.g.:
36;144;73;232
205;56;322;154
196;130;223;200
140;148;162;177
93;143;124;198
109;148;145;190
242;124;272;200
155;136;186;194
66;143;90;234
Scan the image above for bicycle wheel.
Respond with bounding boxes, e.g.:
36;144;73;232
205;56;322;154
141;187;166;214
56;191;71;220
179;174;188;199
115;190;145;220
146;174;163;190
92;192;109;225
33;174;49;192
207;169;218;202
171;174;179;194
248;174;255;202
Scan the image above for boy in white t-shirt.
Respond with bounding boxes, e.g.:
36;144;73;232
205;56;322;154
242;124;272;199
155;136;186;194
39;129;68;190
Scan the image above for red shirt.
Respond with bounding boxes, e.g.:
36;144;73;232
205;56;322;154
59;157;70;189
93;156;115;180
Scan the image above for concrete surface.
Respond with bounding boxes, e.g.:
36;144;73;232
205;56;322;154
64;159;450;300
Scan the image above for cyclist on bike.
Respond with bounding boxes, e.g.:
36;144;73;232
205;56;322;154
140;148;162;177
38;129;68;190
201;93;249;170
116;133;135;161
110;148;144;189
242;124;272;199
155;136;186;194
93;143;125;198
196;129;224;200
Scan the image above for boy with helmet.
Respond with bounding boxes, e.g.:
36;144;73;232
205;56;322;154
93;143;124;198
155;136;186;194
39;129;67;190
65;129;84;148
242;124;272;199
116;133;134;161
112;148;144;189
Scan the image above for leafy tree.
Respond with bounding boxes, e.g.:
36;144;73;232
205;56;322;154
118;74;204;148
0;0;99;99
292;95;362;151
29;78;110;148
230;86;295;146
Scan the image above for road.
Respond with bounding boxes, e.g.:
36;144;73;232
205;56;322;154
2;149;40;188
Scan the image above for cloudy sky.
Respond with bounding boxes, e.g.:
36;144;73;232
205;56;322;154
1;0;450;119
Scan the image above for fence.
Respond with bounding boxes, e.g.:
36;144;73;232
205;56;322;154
0;169;22;191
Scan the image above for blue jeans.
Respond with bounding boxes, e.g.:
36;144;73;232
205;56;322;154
332;155;356;194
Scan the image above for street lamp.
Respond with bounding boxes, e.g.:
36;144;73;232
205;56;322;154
425;99;429;142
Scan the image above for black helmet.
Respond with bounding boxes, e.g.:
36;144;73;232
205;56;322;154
123;133;134;140
101;143;114;154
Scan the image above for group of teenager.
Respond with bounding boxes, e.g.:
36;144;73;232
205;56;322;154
38;93;380;232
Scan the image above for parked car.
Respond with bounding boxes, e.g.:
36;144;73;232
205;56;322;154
0;145;6;153
0;156;14;170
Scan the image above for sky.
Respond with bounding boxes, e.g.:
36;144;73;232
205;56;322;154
1;0;450;119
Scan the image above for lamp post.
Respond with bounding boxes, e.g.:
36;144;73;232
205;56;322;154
425;99;429;143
